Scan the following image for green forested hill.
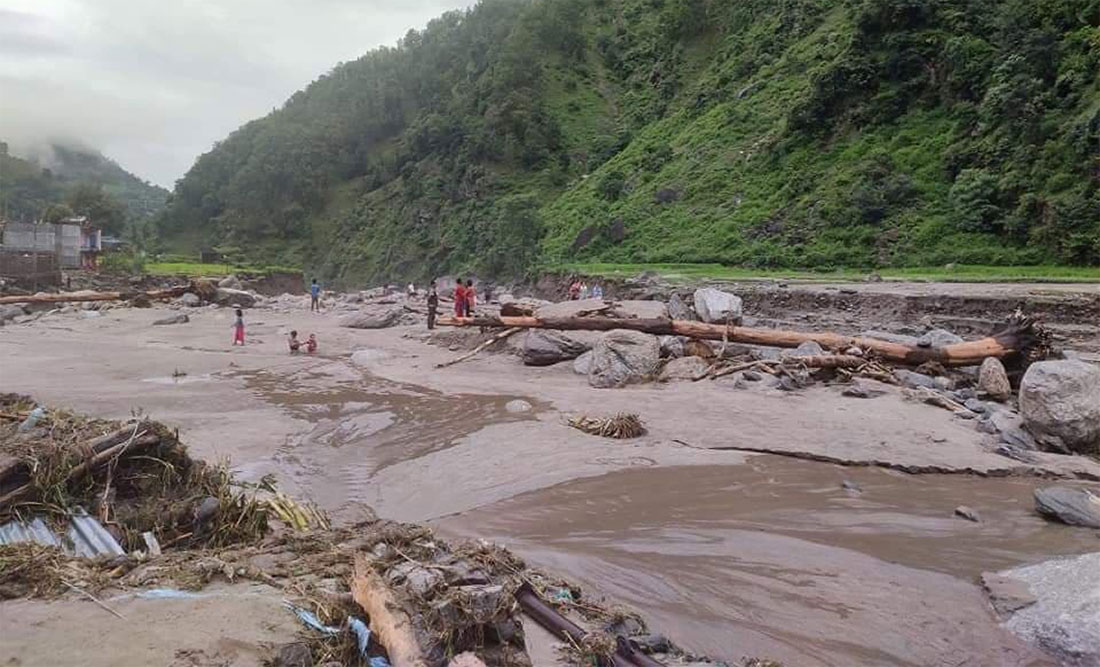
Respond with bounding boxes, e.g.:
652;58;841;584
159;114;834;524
158;0;1100;283
1;142;169;234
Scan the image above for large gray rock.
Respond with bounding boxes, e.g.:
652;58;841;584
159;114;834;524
659;356;709;382
998;553;1100;665
217;275;242;290
589;330;660;388
917;328;963;348
978;357;1012;400
0;305;26;323
893;369;936;389
534;298;667;320
978;408;1037;449
667;293;694;321
692;288;742;324
523;330;590;366
658;335;684;358
785;340;824;358
338;305;404;329
572;351;593;375
177;292;201;307
1019;361;1100;453
1034;486;1100;528
214;288;256;308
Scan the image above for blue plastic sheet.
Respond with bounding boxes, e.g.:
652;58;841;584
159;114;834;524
369;657;391;667
347;617;371;656
283;601;340;636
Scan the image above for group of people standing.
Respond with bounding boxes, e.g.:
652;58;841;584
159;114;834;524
568;279;603;300
424;278;477;330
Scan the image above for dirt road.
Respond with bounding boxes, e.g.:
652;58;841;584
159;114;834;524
2;294;1098;665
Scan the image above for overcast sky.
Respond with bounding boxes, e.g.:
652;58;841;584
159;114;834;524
0;0;473;188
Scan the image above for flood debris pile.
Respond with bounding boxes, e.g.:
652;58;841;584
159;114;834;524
434;286;1100;465
0;396;757;667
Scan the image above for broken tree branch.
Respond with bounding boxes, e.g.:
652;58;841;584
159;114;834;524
436;311;1045;367
435;327;521;369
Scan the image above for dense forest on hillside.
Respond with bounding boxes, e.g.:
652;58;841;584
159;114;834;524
158;0;1100;283
0;142;169;235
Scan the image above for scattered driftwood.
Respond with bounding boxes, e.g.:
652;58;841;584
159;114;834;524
0;287;188;306
437;312;1046;367
435;328;521;369
351;553;429;667
707;354;867;380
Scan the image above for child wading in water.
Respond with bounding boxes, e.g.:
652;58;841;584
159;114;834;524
288;330;301;353
232;309;245;346
306;333;318;354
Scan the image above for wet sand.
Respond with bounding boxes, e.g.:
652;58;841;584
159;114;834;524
2;300;1099;665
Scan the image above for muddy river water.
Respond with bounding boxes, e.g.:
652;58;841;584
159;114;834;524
237;361;1096;666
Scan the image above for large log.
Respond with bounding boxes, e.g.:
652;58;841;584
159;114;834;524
435;313;1045;367
0;287;187;306
350;553;429;667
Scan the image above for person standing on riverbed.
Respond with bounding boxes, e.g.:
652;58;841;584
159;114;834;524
310;279;321;312
453;278;467;317
465;279;476;317
232;309;245;346
427;281;439;329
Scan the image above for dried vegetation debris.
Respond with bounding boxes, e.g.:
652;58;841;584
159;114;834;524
568;414;647;439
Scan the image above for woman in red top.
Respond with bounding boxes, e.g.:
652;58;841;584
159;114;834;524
453;278;467;317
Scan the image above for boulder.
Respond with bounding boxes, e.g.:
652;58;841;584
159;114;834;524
177;292;201;307
153;313;190;326
1033;486;1100;528
667;293;694;321
534;298;668;320
572;351;593;375
0;305;26;323
505;399;533;413
683;339;716;359
522;330;590;366
338;305;403;329
954;505;980;522
1019;361;1100;453
217;275;242;290
749;346;783;362
917;328;964;348
980;409;1037;450
659;356;709;382
534;298;609;319
692;288;742;324
611;300;668;320
893;369;936;390
589;330;660;388
658;335;684;359
214;288;256;308
978;357;1012;400
998;553;1100;665
980;572;1036;617
786;340;824;358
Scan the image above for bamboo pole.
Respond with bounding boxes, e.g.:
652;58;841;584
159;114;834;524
435;313;1043;367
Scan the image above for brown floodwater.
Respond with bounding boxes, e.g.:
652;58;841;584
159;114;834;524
435;457;1100;667
234;363;540;517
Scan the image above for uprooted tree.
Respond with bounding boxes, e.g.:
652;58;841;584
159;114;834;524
436;310;1049;368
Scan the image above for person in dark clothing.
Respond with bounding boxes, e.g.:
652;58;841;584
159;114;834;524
427;281;439;329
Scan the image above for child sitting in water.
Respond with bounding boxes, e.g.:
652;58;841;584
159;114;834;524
288;330;301;353
305;333;318;354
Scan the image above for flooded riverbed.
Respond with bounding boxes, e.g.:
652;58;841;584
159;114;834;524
436;457;1098;666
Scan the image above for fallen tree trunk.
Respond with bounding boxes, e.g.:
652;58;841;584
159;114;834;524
351;554;429;667
0;287;188;306
436;312;1045;367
